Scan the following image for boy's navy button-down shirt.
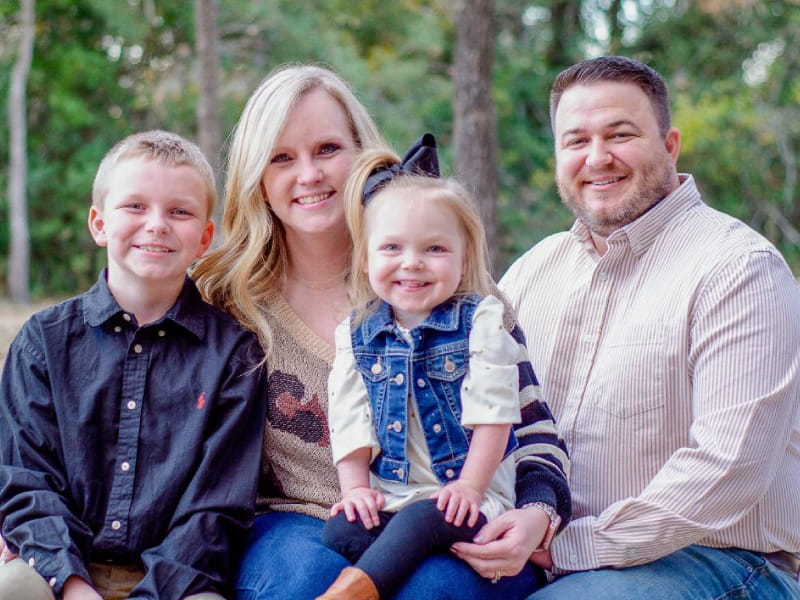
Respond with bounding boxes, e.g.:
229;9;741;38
0;270;267;599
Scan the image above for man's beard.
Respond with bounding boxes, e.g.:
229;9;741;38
557;157;676;238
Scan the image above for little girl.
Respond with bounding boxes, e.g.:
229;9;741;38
318;135;569;600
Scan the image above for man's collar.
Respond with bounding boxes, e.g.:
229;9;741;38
571;174;702;256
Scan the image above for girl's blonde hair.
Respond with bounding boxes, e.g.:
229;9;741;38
193;64;387;356
344;148;492;319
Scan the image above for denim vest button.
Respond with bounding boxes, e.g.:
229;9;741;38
433;423;442;433
371;362;383;375
394;467;405;479
387;420;403;432
445;468;456;479
417;378;425;387
444;356;456;373
392;373;404;385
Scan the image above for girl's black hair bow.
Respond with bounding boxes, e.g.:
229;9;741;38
362;132;440;205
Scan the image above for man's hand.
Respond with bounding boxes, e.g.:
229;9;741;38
530;548;554;570
450;506;551;579
0;536;17;564
330;487;385;529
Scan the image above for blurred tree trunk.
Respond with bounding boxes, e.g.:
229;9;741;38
7;0;35;303
607;0;624;54
547;0;581;68
452;0;500;276
194;0;223;231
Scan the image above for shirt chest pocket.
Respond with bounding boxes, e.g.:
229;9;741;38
592;320;667;420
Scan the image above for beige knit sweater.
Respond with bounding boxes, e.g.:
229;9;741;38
256;289;341;520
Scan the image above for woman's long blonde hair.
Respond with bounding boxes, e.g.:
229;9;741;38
193;64;387;356
343;148;492;321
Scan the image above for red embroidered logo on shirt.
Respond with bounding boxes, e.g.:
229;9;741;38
196;392;206;410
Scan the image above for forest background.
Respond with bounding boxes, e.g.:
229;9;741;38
2;0;800;305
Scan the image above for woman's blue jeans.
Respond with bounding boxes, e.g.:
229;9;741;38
236;512;544;600
525;545;800;600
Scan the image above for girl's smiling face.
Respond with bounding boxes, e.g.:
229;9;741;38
364;191;465;329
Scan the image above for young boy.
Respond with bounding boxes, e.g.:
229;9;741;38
0;130;267;600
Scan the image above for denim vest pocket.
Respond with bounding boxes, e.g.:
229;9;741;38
353;351;392;384
431;453;470;483
424;347;469;382
373;454;410;484
424;347;469;420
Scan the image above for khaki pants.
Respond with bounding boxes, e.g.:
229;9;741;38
0;558;226;600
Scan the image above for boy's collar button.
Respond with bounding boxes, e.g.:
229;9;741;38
158;330;166;337
122;313;132;322
114;326;122;333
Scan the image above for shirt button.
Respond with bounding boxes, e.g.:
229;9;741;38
445;468;455;479
598;272;608;281
111;520;122;530
133;344;143;353
432;424;442;433
417;379;425;388
120;461;131;472
570;554;578;564
158;329;166;337
114;325;122;333
583;334;592;344
123;313;131;322
127;401;136;410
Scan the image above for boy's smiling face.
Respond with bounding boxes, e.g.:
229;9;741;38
88;157;214;295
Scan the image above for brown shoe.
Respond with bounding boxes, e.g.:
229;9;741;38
316;566;379;600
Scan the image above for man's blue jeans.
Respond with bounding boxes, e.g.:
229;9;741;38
236;512;544;600
525;545;800;600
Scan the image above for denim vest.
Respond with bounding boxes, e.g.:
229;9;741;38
350;295;518;485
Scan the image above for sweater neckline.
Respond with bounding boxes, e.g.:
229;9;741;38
265;288;336;364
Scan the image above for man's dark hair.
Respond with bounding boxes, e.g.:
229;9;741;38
550;56;672;137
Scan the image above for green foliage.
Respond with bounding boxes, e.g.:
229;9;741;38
1;0;798;299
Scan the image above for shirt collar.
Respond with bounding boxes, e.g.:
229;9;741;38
571;174;702;257
358;296;468;343
83;269;207;339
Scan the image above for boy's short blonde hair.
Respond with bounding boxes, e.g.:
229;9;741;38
92;130;216;217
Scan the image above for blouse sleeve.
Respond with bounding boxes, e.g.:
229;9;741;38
327;317;380;464
460;295;522;427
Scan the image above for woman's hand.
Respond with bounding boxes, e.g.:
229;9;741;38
330;487;385;530
450;505;551;579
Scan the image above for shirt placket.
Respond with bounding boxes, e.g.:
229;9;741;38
102;315;149;550
560;246;621;450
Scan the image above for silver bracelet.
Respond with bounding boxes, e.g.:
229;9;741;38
521;501;561;532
